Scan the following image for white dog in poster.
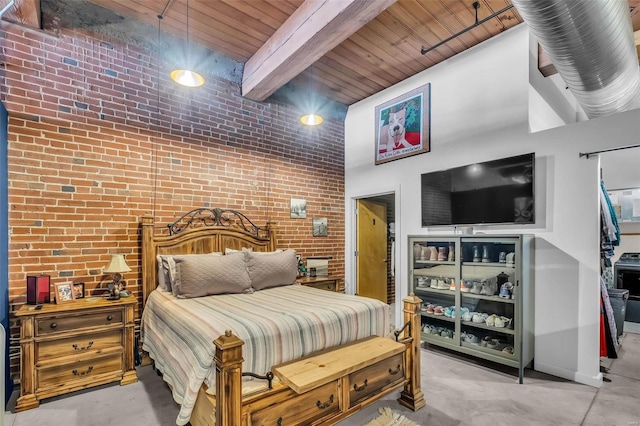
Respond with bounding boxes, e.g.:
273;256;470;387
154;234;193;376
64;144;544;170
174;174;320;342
386;108;409;151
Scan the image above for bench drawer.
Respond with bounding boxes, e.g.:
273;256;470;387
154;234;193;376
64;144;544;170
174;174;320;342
349;353;404;406
251;381;339;425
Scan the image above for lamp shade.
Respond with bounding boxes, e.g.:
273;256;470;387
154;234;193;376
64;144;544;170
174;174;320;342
103;254;132;274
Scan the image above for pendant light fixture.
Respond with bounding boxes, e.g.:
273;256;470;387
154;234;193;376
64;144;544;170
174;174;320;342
171;0;204;88
300;114;323;126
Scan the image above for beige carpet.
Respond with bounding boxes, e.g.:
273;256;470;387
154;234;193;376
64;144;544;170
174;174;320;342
5;330;640;425
364;407;418;426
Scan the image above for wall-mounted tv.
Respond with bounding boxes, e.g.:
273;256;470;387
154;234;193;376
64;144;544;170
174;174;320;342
421;153;535;226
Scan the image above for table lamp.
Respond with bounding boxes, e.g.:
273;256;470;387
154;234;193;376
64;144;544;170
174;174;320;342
103;254;131;300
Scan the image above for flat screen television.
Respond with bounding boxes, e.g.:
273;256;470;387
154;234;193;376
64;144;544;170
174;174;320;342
421;153;535;226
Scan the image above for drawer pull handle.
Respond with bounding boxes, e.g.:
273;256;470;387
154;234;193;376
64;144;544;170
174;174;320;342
276;418;282;426
72;341;94;351
316;394;334;410
72;366;94;376
106;315;113;321
49;323;57;329
353;379;368;392
388;364;401;375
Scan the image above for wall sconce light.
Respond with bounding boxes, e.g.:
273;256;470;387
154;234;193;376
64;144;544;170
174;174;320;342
300;114;323;126
171;0;204;88
103;254;131;300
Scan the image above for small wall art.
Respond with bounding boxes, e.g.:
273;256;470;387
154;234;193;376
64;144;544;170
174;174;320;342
312;217;328;237
290;198;307;218
375;83;431;165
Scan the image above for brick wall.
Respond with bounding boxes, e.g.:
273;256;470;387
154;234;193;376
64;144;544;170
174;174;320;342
0;24;345;379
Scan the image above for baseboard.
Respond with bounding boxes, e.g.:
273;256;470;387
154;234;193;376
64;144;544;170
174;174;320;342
535;361;603;388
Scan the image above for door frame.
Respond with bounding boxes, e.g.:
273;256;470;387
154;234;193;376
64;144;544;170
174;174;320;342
347;186;401;320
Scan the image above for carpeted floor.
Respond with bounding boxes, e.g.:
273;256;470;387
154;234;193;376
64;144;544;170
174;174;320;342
5;325;640;425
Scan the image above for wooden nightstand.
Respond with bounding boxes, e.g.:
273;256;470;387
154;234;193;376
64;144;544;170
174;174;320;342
297;276;340;292
14;296;138;411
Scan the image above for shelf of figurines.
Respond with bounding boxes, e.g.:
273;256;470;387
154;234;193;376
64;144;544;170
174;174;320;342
414;260;515;268
419;328;517;361
420;306;515;334
413;281;516;304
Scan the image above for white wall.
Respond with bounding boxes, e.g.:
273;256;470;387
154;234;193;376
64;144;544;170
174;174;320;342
344;24;640;387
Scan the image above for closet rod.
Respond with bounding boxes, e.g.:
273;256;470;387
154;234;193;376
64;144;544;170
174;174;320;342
579;144;640;159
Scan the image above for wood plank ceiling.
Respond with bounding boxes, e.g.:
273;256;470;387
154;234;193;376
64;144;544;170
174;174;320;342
4;0;640;108
84;0;524;106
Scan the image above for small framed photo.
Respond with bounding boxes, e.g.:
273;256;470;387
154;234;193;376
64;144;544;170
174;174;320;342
290;198;307;218
54;282;75;304
312;217;328;237
73;282;85;299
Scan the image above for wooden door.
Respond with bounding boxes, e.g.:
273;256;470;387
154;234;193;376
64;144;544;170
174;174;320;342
356;199;388;303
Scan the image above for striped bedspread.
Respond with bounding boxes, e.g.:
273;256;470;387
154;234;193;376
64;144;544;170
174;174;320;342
141;284;390;425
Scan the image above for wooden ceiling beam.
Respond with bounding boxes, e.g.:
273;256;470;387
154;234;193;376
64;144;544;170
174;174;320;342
2;0;41;29
242;0;397;102
539;29;640;77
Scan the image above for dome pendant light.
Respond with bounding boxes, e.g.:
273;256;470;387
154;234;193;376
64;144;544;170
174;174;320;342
300;114;323;126
171;0;204;87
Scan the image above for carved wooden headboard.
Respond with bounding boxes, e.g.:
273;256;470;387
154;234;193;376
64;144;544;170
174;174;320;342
140;208;277;308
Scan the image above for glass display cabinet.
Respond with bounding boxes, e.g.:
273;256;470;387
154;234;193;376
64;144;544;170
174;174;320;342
408;234;533;383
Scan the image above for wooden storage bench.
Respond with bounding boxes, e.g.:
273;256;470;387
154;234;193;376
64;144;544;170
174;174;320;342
268;336;407;424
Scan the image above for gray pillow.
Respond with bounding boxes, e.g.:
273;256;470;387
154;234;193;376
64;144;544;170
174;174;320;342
156;255;171;292
172;253;252;298
246;249;297;291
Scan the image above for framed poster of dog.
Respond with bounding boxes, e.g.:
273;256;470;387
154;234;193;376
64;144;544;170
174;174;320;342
374;83;431;165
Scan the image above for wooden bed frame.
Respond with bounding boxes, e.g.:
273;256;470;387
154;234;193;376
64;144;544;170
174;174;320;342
141;208;425;425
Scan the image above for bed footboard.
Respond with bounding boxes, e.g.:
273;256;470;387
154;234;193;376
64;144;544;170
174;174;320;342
207;294;425;426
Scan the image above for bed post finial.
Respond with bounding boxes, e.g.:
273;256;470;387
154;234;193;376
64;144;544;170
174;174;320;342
398;294;426;411
214;332;244;426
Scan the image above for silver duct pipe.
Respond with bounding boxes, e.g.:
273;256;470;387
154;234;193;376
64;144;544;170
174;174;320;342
512;0;640;118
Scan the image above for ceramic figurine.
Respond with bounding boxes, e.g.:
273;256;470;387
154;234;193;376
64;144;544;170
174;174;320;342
414;244;422;261
482;245;490;263
429;246;438;261
472;245;480;262
437;247;447;261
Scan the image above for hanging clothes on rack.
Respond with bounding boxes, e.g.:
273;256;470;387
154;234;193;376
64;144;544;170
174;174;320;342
599;180;620;249
600;277;619;358
599;180;620;287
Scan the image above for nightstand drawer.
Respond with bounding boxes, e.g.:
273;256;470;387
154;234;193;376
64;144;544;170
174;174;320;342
297;276;339;292
37;330;122;360
348;353;404;406
37;353;122;389
304;281;337;292
36;310;123;335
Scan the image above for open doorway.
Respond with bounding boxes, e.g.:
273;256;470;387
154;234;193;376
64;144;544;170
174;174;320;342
355;193;396;304
599;147;640;333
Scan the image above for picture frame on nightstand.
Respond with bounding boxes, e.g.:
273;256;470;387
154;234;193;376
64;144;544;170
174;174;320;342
54;282;75;303
72;282;85;299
